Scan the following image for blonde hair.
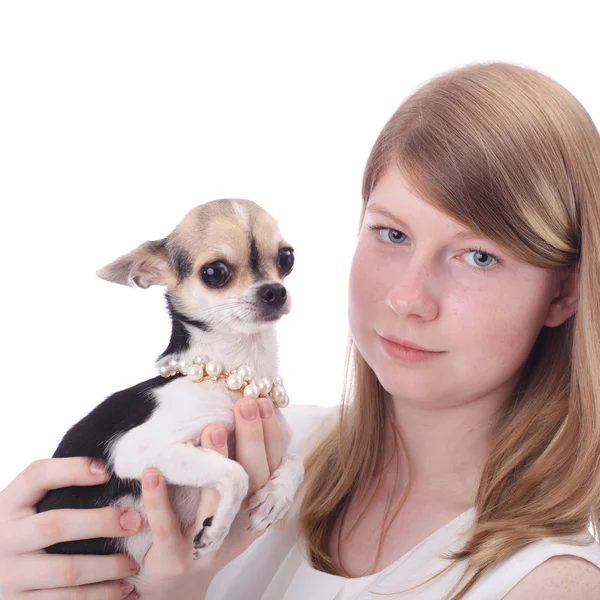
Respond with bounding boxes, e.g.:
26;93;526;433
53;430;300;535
289;61;600;598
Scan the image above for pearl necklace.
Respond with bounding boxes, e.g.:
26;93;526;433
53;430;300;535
158;355;289;409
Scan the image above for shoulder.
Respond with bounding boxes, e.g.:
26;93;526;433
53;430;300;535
503;553;600;599
471;532;600;599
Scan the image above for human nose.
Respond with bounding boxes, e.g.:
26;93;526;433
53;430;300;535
385;255;440;320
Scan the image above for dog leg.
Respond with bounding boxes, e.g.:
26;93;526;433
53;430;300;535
132;444;249;558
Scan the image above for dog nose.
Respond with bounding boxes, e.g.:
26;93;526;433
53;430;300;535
258;283;287;307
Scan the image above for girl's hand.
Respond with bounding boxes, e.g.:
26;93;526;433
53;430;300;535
0;457;142;599
135;396;283;599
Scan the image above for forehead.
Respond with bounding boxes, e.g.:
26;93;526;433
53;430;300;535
173;199;284;260
367;169;477;241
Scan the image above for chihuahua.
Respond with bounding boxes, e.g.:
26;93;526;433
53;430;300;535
37;198;304;569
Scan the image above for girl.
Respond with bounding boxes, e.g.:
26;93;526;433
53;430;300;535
2;60;600;599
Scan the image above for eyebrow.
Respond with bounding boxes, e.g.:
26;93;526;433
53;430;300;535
366;204;482;242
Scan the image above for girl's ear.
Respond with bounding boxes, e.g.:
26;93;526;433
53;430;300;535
544;262;580;328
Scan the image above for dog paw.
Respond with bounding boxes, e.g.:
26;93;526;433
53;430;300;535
246;478;293;534
192;515;213;548
192;514;231;559
192;459;249;559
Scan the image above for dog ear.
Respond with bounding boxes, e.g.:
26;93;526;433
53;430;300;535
96;239;176;288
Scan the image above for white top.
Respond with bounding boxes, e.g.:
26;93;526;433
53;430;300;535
207;404;600;599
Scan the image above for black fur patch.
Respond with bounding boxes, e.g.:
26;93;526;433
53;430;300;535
172;250;193;282
249;234;262;277
37;374;181;555
158;295;211;360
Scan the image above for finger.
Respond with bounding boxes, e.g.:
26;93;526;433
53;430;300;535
18;579;134;599
233;398;270;496
0;553;139;590
199;423;229;458
141;467;184;559
257;397;283;474
195;424;229;532
3;505;142;554
1;457;110;515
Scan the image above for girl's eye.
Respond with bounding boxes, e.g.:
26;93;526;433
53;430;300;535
464;248;498;269
370;224;500;272
379;228;407;244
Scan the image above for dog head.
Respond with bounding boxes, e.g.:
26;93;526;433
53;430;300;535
97;199;294;334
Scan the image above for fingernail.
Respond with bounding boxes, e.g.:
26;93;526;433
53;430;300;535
90;459;107;474
241;398;258;420
211;428;227;447
258;397;273;419
120;509;141;531
120;580;135;597
143;471;160;490
128;556;140;571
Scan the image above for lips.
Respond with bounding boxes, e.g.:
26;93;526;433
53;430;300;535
378;334;444;363
380;334;439;353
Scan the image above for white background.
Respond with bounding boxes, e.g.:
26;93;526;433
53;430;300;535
0;2;598;489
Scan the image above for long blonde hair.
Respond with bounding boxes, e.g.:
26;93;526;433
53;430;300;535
291;62;600;598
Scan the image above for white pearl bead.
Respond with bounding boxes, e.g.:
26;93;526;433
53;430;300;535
237;365;253;381
177;359;190;371
168;358;178;368
273;375;283;386
205;361;223;377
193;355;209;365
226;373;244;390
243;383;260;398
279;394;290;408
158;365;171;377
257;377;273;396
187;365;204;378
271;384;286;405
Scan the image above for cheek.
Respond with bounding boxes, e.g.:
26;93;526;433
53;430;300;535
348;256;364;335
181;280;227;315
456;285;551;374
348;245;390;349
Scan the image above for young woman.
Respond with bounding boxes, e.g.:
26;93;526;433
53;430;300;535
2;61;600;599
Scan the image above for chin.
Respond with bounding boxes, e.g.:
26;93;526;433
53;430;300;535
232;316;281;334
370;359;437;398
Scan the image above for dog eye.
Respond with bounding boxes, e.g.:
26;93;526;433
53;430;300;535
278;248;294;275
200;261;231;288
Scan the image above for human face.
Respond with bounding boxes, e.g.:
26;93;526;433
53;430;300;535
348;168;561;410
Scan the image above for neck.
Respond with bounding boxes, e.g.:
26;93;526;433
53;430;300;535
382;391;506;506
156;298;279;379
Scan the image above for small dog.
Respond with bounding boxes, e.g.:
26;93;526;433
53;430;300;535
37;198;304;568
